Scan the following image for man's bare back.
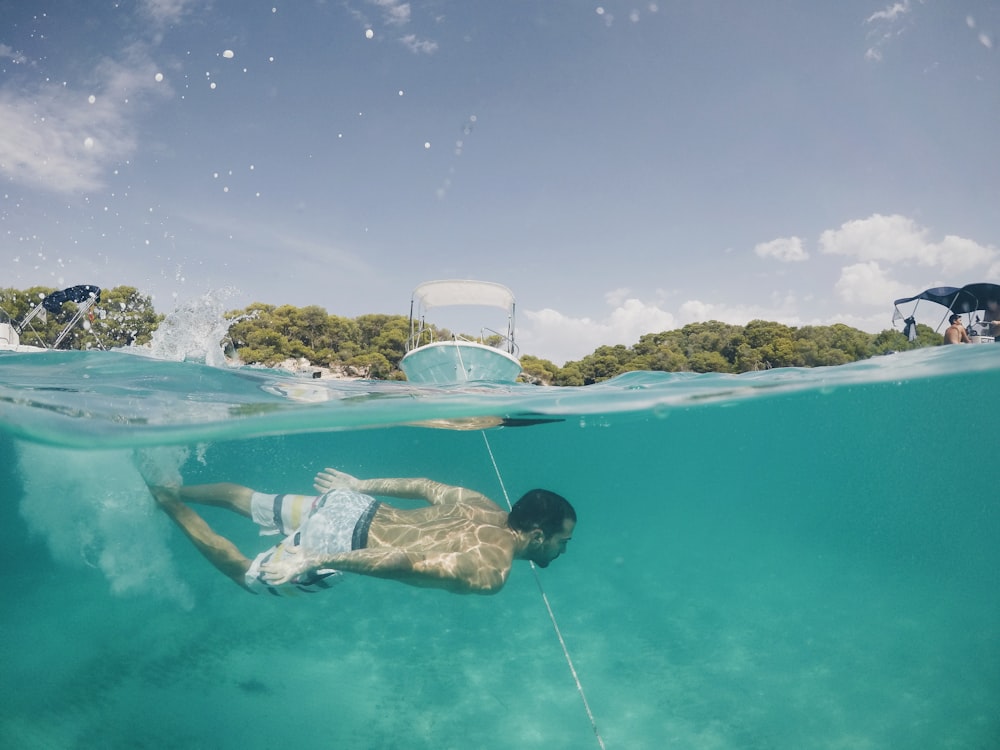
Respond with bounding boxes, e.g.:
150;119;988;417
149;467;575;597
943;317;971;344
263;470;525;593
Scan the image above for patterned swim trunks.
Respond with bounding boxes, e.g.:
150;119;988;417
244;489;380;596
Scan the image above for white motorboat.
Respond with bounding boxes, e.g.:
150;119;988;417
400;280;522;384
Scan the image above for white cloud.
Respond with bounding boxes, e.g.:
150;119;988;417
675;296;807;328
754;236;808;262
864;1;914;61
820;214;927;261
604;287;632;307
866;1;911;24
934;233;999;271
400;35;439;55
819;214;997;273
141;0;195;25
0;43;27;65
0;50;168;194
608;297;676;337
362;1;437;54
520;292;813;364
520;297;675;364
833;261;910;307
0;86;127;193
369;0;412;26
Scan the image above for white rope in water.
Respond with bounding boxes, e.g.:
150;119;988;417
481;432;607;750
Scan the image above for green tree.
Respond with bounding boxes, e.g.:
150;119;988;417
236;328;294;366
354;314;410;369
371;319;409;369
520;354;560;385
0;286;59;346
687;350;731;373
795;324;874;366
0;284;159;349
738;319;797;369
679;321;741;372
346;352;394;379
227;303;275;348
89;286;162;348
577;344;634;384
553;363;585;386
632;331;689;372
326;315;363;361
911;323;943;348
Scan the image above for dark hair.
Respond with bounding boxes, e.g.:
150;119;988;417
507;489;575;537
950;313;962;323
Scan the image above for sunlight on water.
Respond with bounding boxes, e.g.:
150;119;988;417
1;302;998;749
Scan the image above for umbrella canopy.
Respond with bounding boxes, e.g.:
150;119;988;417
893;283;1000;315
41;285;102;313
411;280;515;311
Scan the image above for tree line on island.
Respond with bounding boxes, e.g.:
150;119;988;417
1;285;944;385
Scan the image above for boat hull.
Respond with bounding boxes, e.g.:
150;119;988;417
400;341;522;384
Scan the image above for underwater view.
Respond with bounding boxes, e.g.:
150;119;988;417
1;331;998;750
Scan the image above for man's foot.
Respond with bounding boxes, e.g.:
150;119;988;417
148;485;185;517
133;447;188;489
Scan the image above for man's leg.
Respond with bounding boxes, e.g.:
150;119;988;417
177;482;254;518
150;486;252;590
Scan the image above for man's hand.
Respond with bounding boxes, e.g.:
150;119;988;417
260;540;316;586
314;467;360;493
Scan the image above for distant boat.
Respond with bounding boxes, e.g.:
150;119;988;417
0;285;102;352
893;282;1000;343
399;280;522;384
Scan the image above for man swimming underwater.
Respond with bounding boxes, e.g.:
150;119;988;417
149;468;575;596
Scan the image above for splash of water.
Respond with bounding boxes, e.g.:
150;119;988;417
16;444;195;608
141;288;243;367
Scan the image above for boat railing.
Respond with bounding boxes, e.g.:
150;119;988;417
480;327;517;356
406;319;433;351
0;321;19;348
407;323;517;356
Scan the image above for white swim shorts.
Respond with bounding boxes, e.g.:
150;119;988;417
244;489;380;596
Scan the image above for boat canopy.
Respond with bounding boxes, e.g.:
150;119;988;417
892;283;1000;315
13;284;102;348
41;284;102;313
892;282;1000;339
411;280;515;311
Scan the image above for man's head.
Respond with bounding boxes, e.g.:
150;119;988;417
508;489;576;567
950;313;962;324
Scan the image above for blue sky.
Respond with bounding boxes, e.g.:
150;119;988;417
2;0;998;364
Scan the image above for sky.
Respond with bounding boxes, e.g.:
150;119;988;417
1;0;998;364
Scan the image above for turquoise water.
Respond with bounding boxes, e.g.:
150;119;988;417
1;342;998;749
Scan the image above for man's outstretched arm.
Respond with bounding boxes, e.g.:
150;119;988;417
261;546;508;595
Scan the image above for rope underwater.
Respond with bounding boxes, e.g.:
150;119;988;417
481;431;607;750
